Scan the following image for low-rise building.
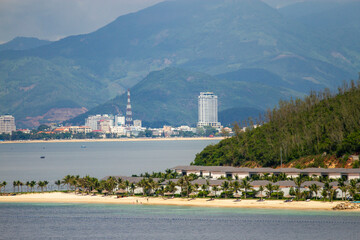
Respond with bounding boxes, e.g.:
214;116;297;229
172;166;360;180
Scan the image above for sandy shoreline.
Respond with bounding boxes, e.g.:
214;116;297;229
0;192;355;211
0;137;223;144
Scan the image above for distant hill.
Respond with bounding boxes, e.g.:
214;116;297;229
193;76;360;168
0;0;359;127
219;107;263;127
0;37;51;51
66;67;289;127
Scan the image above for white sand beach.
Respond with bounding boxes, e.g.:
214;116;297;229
0;192;354;211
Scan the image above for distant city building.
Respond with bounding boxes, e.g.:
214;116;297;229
115;115;125;126
98;120;112;133
0;115;16;134
17;129;31;134
125;89;133;126
197;92;221;128
85;114;114;131
133;120;142;128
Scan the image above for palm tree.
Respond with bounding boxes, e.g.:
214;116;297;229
19;181;24;192
221;181;230;198
240;179;252;199
329;188;337;202
44;181;49;191
137;178;149;196
309;183;320;200
265;183;274;198
348;179;358;200
30;181;36;192
124;180;130;194
177;175;193;197
294;177;304;200
55;180;61;191
273;184;280;199
231;181;241;195
26;181;30;192
38;181;45;192
130;183;136;195
2;181;7;193
212;186;219;197
258;185;264;200
323;182;332;202
339;185;348;201
12;181;16;193
62;175;72;190
321;189;328;201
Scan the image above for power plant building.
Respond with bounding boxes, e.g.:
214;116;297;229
197;92;221;128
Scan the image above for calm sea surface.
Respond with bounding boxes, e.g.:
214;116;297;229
0;140;219;186
0;203;359;240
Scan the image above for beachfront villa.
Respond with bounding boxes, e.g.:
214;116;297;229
172;166;360;180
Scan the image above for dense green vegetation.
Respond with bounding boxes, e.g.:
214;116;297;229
194;77;360;168
1;0;359;128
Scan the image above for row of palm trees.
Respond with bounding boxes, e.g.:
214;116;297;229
2;174;359;202
0;180;50;193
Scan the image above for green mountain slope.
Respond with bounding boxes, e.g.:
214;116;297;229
1;0;360;128
67;68;290;126
193;75;360;168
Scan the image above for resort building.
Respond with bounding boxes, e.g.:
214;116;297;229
0;115;16;134
172;166;360;180
197;92;221;128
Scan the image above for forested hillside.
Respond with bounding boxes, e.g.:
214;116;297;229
193;76;360;168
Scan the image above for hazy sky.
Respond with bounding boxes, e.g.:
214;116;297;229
0;0;165;43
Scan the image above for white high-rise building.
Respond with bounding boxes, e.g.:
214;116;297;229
197;92;221;128
0;115;16;134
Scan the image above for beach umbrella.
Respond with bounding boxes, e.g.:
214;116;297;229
102;190;109;194
164;192;173;196
91;189;98;193
233;193;242;198
207;192;215;197
189;192;197;197
256;193;265;198
284;194;293;198
115;189;127;194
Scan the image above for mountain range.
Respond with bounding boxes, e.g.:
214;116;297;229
0;0;359;128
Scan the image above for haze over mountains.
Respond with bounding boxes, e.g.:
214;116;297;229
1;0;359;128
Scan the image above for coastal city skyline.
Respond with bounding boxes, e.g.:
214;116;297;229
0;91;225;138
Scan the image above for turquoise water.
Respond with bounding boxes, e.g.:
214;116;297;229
0;203;359;239
0;140;219;186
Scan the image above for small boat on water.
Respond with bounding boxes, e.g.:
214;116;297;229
40;156;45;159
81;145;87;148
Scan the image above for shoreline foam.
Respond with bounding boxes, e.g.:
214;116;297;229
0;192;356;211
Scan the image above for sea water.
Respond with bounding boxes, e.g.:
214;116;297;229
0;140;219;186
0;203;359;240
